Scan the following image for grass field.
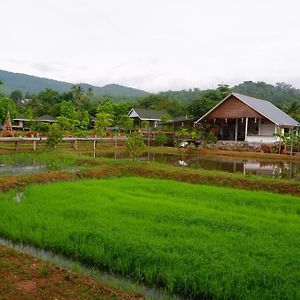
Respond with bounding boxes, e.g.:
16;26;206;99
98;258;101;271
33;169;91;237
0;177;300;299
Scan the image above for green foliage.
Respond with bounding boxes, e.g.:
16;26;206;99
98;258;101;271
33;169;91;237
140;120;150;130
46;124;63;148
125;132;146;161
56;116;74;131
94;112;113;136
187;89;226;117
97;99;115;115
175;128;190;139
0;95;17;123
156;132;167;146
117;115;133;132
233;81;300;104
59;101;77;119
160;114;171;123
30;122;49;133
0;178;299;299
206;131;218;144
10;90;23;102
71;85;84;104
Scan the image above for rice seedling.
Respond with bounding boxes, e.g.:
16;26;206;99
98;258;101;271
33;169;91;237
0;177;299;299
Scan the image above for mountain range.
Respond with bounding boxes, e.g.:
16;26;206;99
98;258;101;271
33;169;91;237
0;69;148;97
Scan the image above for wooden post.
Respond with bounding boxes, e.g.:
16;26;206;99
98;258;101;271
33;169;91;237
93;138;96;151
148;131;150;147
114;135;117;149
245;117;248;141
74;138;78;151
258;119;261;135
290;129;293;156
234;118;238;141
33;140;37;151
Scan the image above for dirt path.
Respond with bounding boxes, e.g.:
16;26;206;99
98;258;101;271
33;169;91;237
0;245;143;300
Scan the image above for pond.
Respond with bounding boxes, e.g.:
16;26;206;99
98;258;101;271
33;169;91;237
94;151;300;180
0;163;48;176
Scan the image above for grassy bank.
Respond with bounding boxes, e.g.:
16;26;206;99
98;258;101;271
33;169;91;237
0;177;299;299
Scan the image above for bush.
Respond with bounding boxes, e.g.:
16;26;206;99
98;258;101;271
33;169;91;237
206;131;217;144
125;132;146;161
156;132;168;146
46;124;63;148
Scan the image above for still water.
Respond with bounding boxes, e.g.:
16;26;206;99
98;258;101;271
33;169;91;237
95;152;300;180
0;163;47;176
1;153;299;180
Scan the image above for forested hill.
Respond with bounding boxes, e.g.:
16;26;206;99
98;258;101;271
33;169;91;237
160;81;300;105
0;69;148;97
233;81;300;104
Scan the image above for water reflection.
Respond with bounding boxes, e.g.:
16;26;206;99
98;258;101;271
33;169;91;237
0;163;47;176
93;151;300;180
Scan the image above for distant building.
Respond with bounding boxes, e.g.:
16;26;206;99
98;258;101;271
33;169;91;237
12;114;56;130
163;116;197;131
127;108;166;128
195;93;299;144
36;115;56;124
12;115;30;130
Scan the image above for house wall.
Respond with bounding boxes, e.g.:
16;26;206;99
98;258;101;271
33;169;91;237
245;135;280;144
259;123;276;135
203;95;263;120
12;120;24;129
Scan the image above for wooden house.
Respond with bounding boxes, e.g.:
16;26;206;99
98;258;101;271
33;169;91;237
12;115;30;130
195;93;299;143
163;116;197;131
127;108;166;128
36;115;56;124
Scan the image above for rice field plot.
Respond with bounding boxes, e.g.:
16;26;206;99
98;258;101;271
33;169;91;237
0;178;299;299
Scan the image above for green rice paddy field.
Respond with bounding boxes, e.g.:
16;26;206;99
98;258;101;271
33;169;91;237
0;177;299;299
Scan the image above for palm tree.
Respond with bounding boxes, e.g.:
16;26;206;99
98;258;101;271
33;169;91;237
86;87;94;98
285;101;300;120
71;85;84;104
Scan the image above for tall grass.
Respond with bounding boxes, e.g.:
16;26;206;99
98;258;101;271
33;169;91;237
0;178;299;299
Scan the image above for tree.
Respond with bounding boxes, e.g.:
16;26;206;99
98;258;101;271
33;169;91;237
117;115;133;132
94;112;113;136
60;101;77;119
77;110;90;129
188;95;218;118
38;89;60;105
71;85;84;104
86;87;94;98
160;114;171;123
97;99;115;115
217;84;231;99
10;90;23;102
0;95;17;124
56;116;74;131
156;132;167;147
46;123;63;148
141;120;150;130
125;132;146;161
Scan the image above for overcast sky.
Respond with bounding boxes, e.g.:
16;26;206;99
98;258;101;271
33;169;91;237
1;0;300;92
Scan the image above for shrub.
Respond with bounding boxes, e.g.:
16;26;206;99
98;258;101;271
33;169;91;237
46;124;63;148
125;132;146;161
